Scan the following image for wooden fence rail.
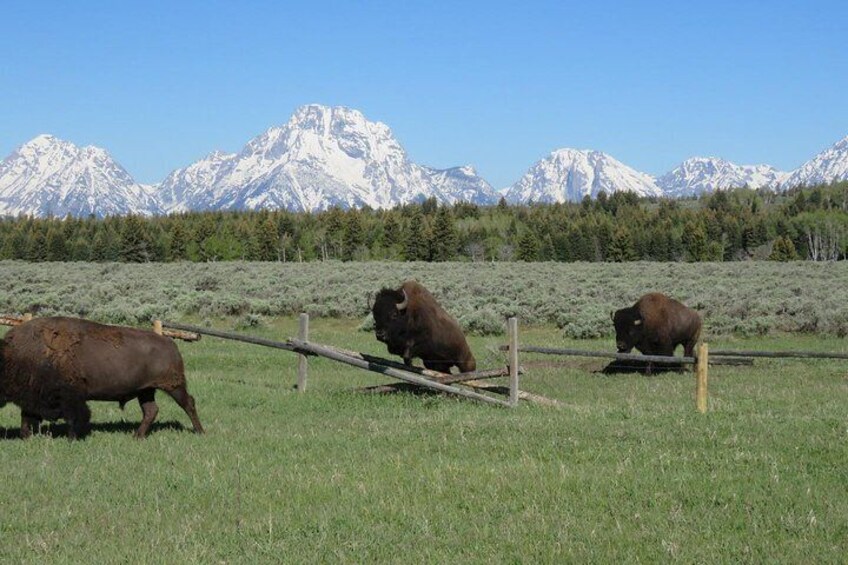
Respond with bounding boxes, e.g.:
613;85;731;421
710;349;848;360
162;317;543;408
498;345;697;365
287;338;512;408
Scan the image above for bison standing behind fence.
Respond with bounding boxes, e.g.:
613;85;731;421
609;292;702;374
0;316;203;439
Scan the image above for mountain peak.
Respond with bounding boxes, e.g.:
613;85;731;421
0;134;160;217
780;134;848;188
657;156;786;196
157;105;496;213
504;147;661;203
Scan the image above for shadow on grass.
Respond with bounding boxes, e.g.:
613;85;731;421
0;420;187;440
597;358;688;375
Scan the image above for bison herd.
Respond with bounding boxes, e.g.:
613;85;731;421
0;281;700;440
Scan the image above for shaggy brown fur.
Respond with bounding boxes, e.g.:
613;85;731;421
611;293;702;373
0;317;203;439
371;280;476;374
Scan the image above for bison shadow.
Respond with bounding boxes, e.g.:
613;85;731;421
598;358;688;375
0;420;187;440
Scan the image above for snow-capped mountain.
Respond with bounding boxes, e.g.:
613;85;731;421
158;105;497;212
657;157;788;197
779;135;848;189
2;111;847;218
0;134;161;217
158;150;236;211
503;148;663;203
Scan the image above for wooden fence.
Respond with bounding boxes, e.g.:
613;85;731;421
161;316;555;408
498;342;712;413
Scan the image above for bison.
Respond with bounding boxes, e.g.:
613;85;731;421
609;292;702;374
371;280;476;374
0;316;204;439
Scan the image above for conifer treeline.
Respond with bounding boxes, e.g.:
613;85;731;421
1;182;846;263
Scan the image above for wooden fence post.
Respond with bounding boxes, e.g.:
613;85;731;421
22;313;33;322
153;320;163;335
507;317;519;407
696;343;709;413
297;313;309;392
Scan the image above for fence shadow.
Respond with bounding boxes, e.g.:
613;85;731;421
0;420;186;440
597;358;688;375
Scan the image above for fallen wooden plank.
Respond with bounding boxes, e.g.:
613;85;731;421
319;342;515;384
356;380;562;408
288;338;510;408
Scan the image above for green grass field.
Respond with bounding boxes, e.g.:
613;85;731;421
1;318;846;562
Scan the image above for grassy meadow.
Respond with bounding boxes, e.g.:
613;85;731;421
1;315;846;562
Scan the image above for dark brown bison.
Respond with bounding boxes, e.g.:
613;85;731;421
610;292;702;373
371;280;476;374
0;317;203;439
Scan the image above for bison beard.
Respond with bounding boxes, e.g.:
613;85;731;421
371;281;476;374
0;317;204;440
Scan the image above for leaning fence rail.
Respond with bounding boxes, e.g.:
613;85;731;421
161;316;547;408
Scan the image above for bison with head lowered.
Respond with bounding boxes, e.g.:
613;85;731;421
609;292;701;373
0;316;204;439
371;281;476;374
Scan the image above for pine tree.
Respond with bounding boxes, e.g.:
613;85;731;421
168;222;188;261
606;227;637;261
517;229;540;261
769;236;798;261
404;209;428;261
26;227;47;262
382;214;401;248
1;224;29;259
45;226;67;261
430;207;457;261
120;215;154;262
342;212;365;261
255;217;279;261
683;222;709;262
90;227;113;262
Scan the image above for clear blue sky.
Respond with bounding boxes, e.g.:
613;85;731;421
2;0;846;188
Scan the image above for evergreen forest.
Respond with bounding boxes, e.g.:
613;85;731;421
1;182;846;264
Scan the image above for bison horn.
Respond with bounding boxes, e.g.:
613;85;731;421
396;289;408;311
633;319;642;326
610;310;615;321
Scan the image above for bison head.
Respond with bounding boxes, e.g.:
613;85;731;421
611;307;643;353
371;287;409;347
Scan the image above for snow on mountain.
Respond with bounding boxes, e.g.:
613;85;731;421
503;148;663;203
158;105;497;212
780;135;848;189
158;150;236;212
0;134;161;218
657;157;788;196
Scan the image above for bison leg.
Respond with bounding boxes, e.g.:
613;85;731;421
65;401;92;441
134;388;159;439
20;411;42;439
165;386;204;434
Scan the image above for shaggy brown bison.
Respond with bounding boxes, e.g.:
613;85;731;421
0;317;203;439
610;292;702;374
371;280;476;374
